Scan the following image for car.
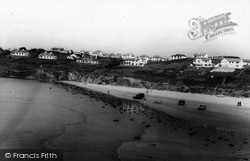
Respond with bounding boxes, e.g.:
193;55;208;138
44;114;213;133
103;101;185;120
198;104;207;110
178;99;185;106
216;94;225;97
133;93;145;99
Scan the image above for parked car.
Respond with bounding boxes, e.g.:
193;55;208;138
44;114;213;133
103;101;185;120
216;94;225;97
198;104;207;110
133;93;145;99
178;99;185;106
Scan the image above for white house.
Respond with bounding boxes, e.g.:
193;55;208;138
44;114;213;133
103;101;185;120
220;57;246;69
10;49;30;57
76;57;99;64
91;50;104;57
38;51;57;60
122;58;148;67
109;53;122;58
67;53;81;60
243;59;250;66
171;54;187;60
193;58;213;67
192;53;208;59
122;53;135;59
137;55;151;61
150;55;165;61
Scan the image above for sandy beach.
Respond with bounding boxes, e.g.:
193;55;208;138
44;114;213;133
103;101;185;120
60;81;250;161
1;78;250;161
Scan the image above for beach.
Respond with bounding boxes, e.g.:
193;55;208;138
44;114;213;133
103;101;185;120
1;78;250;161
59;81;250;161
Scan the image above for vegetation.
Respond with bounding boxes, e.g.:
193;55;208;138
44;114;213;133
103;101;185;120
0;49;250;97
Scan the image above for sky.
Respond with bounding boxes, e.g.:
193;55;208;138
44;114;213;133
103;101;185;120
0;0;250;58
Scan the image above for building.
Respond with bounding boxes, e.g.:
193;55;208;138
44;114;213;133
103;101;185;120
193;58;213;67
67;53;81;60
91;50;104;57
150;55;165;61
171;54;187;60
137;55;151;61
38;51;57;60
76;57;99;64
122;53;135;59
10;48;30;57
220;56;246;69
122;58;148;67
192;53;208;59
243;59;250;65
109;53;122;58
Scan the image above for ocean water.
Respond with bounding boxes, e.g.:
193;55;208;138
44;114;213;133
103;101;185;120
0;78;148;161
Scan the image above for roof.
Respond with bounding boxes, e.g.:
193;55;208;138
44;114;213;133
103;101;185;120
171;54;187;57
152;55;162;58
243;59;250;63
223;58;241;62
211;59;221;64
39;51;57;56
193;53;207;56
224;56;240;59
200;58;211;62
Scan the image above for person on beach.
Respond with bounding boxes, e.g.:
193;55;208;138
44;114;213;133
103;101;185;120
108;90;109;94
143;97;146;104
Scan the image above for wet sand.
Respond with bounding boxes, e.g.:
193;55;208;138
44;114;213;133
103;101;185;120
0;78;146;161
59;81;250;161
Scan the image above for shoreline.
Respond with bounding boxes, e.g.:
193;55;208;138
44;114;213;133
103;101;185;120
58;81;250;133
1;75;249;99
1;78;250;160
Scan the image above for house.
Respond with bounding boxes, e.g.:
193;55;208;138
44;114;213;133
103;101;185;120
137;55;151;62
38;51;57;60
67;53;81;60
193;58;213;67
10;48;30;57
243;59;250;65
109;53;122;58
122;53;135;59
192;53;208;59
76;56;99;64
122;57;148;67
220;56;246;69
171;54;187;60
91;50;104;57
150;55;165;61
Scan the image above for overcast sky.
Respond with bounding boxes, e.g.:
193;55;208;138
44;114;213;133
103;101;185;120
0;0;250;58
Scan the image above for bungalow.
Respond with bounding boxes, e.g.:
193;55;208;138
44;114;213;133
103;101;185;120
193;58;213;67
192;53;208;59
243;59;250;66
122;53;135;59
38;51;57;60
91;50;104;57
109;53;122;58
137;55;151;61
76;57;99;64
10;48;30;57
67;53;81;60
171;54;187;60
150;55;165;61
122;58;148;67
220;56;245;69
51;47;64;52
